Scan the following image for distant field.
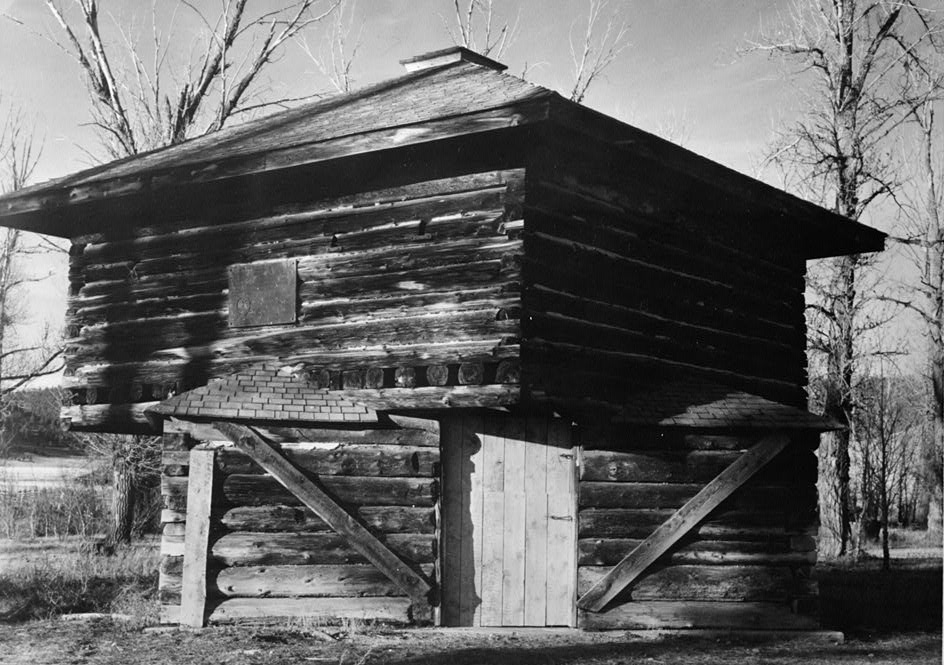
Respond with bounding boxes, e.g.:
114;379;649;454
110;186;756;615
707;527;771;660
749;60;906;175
0;456;96;489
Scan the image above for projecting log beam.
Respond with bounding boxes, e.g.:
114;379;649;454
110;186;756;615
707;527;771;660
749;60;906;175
211;532;436;566
577;434;790;612
218;505;436;534
213;423;431;604
577;601;819;631
212;563;435;598
61;402;157;431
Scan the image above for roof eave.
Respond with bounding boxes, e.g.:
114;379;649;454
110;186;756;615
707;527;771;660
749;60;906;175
544;95;888;259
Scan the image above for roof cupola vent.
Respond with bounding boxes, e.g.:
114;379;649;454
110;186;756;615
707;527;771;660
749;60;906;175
399;46;508;73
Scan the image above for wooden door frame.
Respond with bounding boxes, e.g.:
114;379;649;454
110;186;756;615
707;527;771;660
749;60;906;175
439;414;578;627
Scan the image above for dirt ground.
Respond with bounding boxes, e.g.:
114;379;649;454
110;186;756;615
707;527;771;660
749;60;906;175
0;621;940;665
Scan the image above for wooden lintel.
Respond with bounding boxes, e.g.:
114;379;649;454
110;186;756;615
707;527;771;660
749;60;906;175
212;422;432;604
576;434;790;613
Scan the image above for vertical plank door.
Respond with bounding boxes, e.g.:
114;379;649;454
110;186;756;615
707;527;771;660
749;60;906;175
440;416;575;627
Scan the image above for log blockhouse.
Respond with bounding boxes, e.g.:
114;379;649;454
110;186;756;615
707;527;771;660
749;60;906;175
0;47;885;630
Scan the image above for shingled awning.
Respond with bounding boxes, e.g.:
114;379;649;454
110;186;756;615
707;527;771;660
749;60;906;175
147;362;378;425
612;378;839;430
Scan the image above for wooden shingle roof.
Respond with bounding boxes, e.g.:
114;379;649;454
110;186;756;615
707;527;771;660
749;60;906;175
0;46;884;259
612;378;838;430
148;362;377;424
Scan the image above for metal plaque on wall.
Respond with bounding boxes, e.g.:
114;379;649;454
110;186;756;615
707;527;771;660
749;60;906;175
228;258;297;328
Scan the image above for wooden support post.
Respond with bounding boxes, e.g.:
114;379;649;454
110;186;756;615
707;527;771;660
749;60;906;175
212;422;432;610
577;434;790;613
179;448;215;627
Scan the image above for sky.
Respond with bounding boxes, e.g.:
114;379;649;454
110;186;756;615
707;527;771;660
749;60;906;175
0;0;925;383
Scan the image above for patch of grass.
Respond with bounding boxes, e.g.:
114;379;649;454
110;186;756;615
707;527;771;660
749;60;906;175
0;539;159;623
818;556;943;632
0;469;109;540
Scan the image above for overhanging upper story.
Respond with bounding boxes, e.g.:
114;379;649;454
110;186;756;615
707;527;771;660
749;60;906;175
0;47;886;433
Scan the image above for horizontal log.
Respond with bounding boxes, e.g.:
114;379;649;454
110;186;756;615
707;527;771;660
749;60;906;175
577;565;815;602
522;230;796;334
62;402;157;431
212;563;434;598
524;340;802;407
161;509;186;524
524;310;803;397
577;601;819;630
65;339;518;391
78;171;524;260
524;280;801;365
160;555;183;577
526;191;799;300
160;604;181;625
208;596;413;624
211;532;436;566
215;474;438;508
80;210;510;285
215;444;439;477
581;450;741;483
578;482;815;510
68;307;519;366
577;538;816;567
219;505;436;534
577;508;792;539
580;449;816;485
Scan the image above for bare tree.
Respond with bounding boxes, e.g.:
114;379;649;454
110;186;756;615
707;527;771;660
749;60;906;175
748;0;941;557
12;0;344;545
443;0;518;60
888;75;944;541
0;96;64;456
298;0;361;94
568;0;629;104
36;0;341;159
855;366;921;568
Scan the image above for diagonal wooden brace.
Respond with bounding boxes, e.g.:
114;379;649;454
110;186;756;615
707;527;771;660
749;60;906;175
577;433;790;613
213;422;432;606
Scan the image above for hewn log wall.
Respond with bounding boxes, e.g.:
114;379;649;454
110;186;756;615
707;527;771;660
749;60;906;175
64;167;525;431
522;134;809;409
576;427;820;630
159;420;440;625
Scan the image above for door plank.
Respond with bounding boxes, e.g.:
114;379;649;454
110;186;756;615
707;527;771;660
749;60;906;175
501;490;527;625
213;422;431;604
480;489;505;625
482;426;505;492
523;417;549;626
500;420;527;625
545;421;576;627
545;491;576;626
546;420;575;494
577;434;790;613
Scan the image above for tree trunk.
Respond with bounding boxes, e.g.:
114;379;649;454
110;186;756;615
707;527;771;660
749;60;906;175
110;456;134;546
